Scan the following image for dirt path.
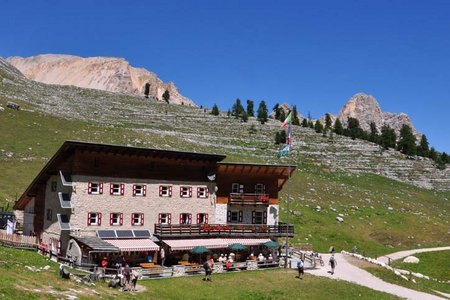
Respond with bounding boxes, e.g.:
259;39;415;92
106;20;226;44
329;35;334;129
377;246;450;265
305;253;446;300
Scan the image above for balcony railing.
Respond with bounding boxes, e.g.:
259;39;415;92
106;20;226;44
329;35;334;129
229;193;270;205
154;223;294;238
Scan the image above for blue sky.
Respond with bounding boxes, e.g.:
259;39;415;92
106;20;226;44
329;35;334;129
1;0;449;152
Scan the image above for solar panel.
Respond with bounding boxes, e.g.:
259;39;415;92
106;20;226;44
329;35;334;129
97;230;117;239
133;230;151;238
116;230;134;238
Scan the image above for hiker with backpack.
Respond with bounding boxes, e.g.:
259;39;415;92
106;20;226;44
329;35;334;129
296;259;304;279
203;258;213;281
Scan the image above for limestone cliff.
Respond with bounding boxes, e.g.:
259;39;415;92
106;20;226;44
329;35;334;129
6;54;196;106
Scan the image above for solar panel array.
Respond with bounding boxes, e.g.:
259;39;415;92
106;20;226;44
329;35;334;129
96;229;152;239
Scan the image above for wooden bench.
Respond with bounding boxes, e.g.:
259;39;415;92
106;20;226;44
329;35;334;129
139;262;156;268
185;265;203;274
140;267;166;278
178;260;191;266
257;261;279;268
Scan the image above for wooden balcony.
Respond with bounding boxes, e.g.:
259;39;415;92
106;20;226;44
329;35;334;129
229;193;270;205
154;223;294;239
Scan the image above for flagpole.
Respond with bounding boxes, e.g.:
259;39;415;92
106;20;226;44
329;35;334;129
284;163;290;268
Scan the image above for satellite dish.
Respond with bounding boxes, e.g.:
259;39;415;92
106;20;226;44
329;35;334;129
207;174;216;181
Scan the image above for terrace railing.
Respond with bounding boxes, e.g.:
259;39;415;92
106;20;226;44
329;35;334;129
0;230;38;249
154;223;294;239
229;193;270;205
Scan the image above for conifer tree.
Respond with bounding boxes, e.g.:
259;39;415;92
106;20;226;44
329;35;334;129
241;111;248;122
211;104;220;116
379;125;397;149
308;120;314;129
429;147;438;161
334;118;344;135
257;100;268;124
325;113;332;130
227;109;231;117
417;134;430;157
346;117;363;140
246;100;254;117
369;122;378;143
279;110;286;122
275;132;281;144
280;130;287;144
314;120;324;133
292;105;300;125
232;98;244;118
397;124;417;155
301;118;308;127
273;103;280;120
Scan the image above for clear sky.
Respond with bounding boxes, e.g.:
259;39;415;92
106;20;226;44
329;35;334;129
1;0;449;152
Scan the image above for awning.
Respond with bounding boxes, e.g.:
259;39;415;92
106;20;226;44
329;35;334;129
221;238;272;246
105;239;159;252
164;239;228;251
71;236;120;253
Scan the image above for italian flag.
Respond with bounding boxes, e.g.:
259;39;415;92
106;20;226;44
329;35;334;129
281;112;292;128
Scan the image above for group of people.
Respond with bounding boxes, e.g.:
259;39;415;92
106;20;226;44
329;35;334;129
296;246;338;279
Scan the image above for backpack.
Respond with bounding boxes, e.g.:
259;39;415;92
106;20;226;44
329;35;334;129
297;260;303;268
203;261;210;269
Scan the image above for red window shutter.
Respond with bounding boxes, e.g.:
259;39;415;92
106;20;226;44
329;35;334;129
169;186;172;197
120;213;123;225
132;185;136;196
131;213;135;225
197;187;200;198
110;184;114;195
120;184;124;195
179;214;183;224
110;213;113;225
168;214;172;224
143;185;147;196
196;214;200;224
141;213;144;225
158;214;162;224
252;211;256;224
88;182;92;194
98;213;102;225
179;186;183;197
87;213;91;225
189;187;192;197
99;183;103;194
188;214;192;224
205;214;208;224
263;211;267;224
159;186;163;196
239;211;243;222
206;187;209;197
227;211;231;222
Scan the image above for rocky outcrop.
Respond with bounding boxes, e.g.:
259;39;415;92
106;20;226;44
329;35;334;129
6;54;196;106
336;93;419;137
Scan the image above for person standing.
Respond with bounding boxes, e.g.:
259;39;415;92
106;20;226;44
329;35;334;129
329;254;337;275
101;257;108;276
296;259;304;279
203;258;212;281
160;247;166;267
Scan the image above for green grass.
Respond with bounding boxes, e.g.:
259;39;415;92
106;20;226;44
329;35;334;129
391;251;450;281
0;246;400;300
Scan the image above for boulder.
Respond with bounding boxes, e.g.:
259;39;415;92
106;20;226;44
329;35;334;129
336;216;344;223
402;256;420;264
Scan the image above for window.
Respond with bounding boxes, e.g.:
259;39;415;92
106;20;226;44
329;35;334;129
110;183;124;196
196;213;208;224
158;213;172;224
131;213;144;226
110;213;123;226
133;184;146;196
252;211;267;224
159;185;172;197
227;211;243;223
179;213;192;224
231;183;240;193
88;182;103;194
197;187;209;198
46;209;53;221
51;181;57;192
87;212;102;226
180;186;192;198
255;183;265;194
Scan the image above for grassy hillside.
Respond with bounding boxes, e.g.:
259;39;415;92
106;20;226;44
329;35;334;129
0;246;400;300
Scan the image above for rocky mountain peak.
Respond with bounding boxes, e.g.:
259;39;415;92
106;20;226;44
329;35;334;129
6;54;196;107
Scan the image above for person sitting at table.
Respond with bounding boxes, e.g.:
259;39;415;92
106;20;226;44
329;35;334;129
258;253;265;262
267;254;273;262
228;253;235;263
248;253;255;260
218;254;225;263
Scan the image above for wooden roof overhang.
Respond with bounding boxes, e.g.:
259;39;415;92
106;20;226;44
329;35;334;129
14;141;226;210
217;162;296;190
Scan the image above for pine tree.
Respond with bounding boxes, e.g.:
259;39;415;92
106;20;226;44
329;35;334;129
241;111;248;122
379;125;397;149
441;152;449;164
231;98;244;118
369;122;378;143
162;90;170;103
227;109;231;117
417;134;430;157
211;104;219;116
246;100;254;117
257;100;268;124
292;105;300;125
429;147;438;161
301;118;308;127
273;103;280;120
279;110;286;122
325;113;332;130
308;120;314;129
334;118;344;135
397;124;417;155
346;117;363;140
314;120;324;133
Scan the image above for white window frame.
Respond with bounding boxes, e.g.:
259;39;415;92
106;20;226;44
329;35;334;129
111;183;121;195
88;212;101;226
197;187;208;198
159;213;171;224
180;213;192;225
132;213;144;226
133;184;146;196
159;185;172;197
254;211;264;224
230;211;239;223
110;212;122;226
180;186;192;198
89;182;101;195
197;213;208;224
